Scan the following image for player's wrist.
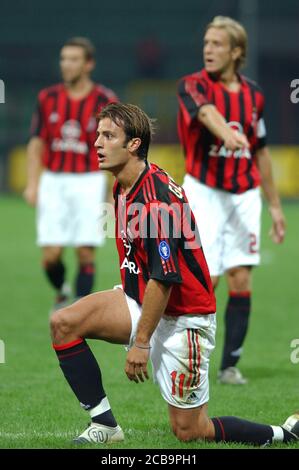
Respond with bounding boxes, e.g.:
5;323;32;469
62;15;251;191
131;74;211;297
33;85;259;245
134;343;151;350
134;337;151;349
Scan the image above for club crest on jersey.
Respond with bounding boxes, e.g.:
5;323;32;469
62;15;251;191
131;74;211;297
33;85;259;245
49;112;59;123
159;241;170;260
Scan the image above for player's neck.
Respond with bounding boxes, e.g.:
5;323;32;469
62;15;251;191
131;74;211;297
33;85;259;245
218;67;240;92
118;160;147;196
64;77;94;99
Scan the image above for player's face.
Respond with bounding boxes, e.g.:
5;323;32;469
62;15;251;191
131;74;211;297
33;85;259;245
95;118;129;170
60;46;94;84
203;27;239;74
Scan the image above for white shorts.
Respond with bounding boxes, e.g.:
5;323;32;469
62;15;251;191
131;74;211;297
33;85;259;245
117;286;216;409
37;170;107;247
183;174;262;276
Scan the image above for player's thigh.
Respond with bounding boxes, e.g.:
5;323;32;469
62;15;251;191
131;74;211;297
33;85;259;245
56;289;132;344
223;188;262;271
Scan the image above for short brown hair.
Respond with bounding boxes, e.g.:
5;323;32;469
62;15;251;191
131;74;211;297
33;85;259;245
206;16;247;70
98;103;155;160
63;37;96;61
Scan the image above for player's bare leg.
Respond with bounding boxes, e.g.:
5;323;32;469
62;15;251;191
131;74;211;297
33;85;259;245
42;246;69;308
168;403;215;441
168;402;299;445
50;288;131;345
50;289;131;444
211;275;220;290
218;266;252;384
75;246;96;298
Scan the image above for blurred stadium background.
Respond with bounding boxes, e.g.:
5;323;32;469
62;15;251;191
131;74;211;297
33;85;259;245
0;0;299;449
1;0;299;193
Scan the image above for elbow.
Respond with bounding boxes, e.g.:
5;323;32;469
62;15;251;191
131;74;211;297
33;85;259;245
197;104;214;124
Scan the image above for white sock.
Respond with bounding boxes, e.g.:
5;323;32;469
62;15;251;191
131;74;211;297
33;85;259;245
89;396;111;419
271;425;284;442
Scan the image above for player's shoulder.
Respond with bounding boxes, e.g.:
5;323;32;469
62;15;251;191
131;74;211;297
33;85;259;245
178;69;209;94
93;83;118;101
147;164;183;203
179;69;207;84
37;83;63;102
241;75;264;96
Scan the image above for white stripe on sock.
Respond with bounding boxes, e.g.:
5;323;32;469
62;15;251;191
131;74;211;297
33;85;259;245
89;396;111;418
271;425;284;442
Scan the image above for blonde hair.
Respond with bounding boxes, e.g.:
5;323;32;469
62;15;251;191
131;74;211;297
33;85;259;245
206;16;247;70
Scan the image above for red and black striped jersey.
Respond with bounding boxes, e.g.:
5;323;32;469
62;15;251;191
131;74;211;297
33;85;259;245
177;69;267;193
114;163;216;316
31;83;118;173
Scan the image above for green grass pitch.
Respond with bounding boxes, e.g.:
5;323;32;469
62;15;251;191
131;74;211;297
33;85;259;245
0;195;298;449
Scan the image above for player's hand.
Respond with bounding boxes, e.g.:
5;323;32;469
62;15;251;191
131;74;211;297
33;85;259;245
23;186;38;206
125;345;150;384
269;206;286;244
224;130;249;151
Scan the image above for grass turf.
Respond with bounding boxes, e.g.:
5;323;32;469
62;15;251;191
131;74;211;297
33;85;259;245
0;195;298;449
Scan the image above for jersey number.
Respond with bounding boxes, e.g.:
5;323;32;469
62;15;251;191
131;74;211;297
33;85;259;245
249;233;258;254
170;371;186;398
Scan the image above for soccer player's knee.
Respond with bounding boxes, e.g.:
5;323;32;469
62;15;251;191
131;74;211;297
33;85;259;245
171;422;205;442
50;308;72;340
171;418;209;442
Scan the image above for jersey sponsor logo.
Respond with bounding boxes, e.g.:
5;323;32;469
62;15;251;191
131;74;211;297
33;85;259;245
209;121;252;159
120;257;140;275
52;119;88;154
159;241;170;260
49;112;59;123
120;229;140;274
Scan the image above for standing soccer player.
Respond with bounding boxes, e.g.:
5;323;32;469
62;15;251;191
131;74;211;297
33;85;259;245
50;103;298;446
177;16;286;384
24;37;118;309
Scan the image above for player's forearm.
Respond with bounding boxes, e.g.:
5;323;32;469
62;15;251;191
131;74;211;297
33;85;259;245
26;137;44;187
256;147;282;209
197;104;231;141
135;279;172;346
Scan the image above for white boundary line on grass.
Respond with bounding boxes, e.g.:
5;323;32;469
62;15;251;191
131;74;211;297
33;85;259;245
0;431;77;439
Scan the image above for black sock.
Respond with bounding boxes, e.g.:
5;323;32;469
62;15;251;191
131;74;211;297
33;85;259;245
211;416;274;446
75;263;95;297
44;261;65;290
53;339;117;427
220;292;251;370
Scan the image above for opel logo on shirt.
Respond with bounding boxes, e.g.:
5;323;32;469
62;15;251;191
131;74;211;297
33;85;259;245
61;120;82;140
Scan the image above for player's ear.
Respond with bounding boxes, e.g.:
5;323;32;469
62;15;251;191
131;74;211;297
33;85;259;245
86;59;95;74
232;46;241;62
128;138;142;153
